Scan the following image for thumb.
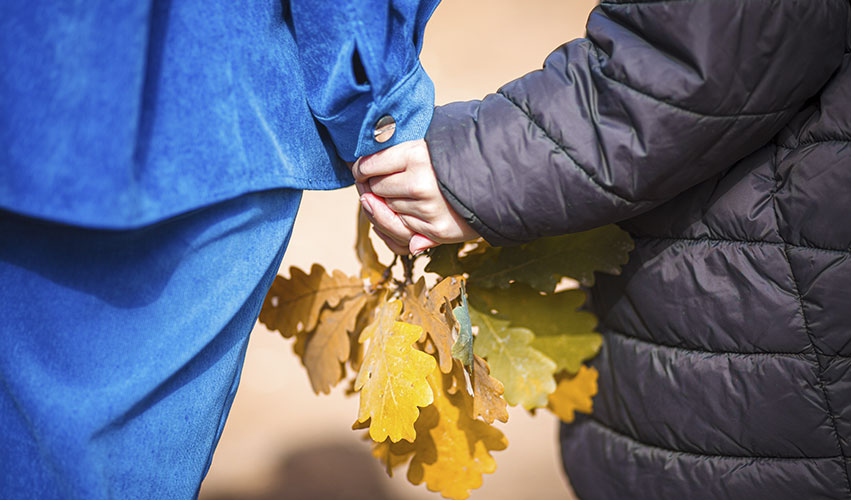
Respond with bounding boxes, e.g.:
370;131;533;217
409;233;439;255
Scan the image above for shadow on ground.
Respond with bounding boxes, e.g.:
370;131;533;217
201;441;396;500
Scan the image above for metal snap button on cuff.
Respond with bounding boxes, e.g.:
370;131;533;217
373;115;396;143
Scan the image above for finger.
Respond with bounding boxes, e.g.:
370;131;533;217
409;233;438;255
361;208;410;252
384;197;438;220
368;172;433;200
398;212;471;245
395;213;435;241
373;227;411;255
356;181;371;197
352;146;409;183
361;193;415;243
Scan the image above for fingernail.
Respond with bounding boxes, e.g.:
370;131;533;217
360;195;373;216
409;234;432;255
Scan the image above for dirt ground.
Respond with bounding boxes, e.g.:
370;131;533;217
198;1;598;499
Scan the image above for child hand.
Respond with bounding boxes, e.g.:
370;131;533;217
352;139;479;254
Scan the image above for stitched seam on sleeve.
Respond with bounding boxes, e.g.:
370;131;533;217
600;0;735;7
775;138;851;149
630;233;851;257
603;326;812;357
591;65;798;119
597;0;851;8
585;39;798;119
496;89;644;204
581;417;843;461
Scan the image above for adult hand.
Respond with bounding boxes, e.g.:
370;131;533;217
352;139;479;254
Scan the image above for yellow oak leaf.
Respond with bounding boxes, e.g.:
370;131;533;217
402;277;462;374
354;300;436;443
348;292;381;373
298;294;368;394
356;208;386;285
472;355;509;424
406;366;508;500
371;437;416;477
470;306;557;410
352;418;370;431
547;365;599;423
260;264;363;337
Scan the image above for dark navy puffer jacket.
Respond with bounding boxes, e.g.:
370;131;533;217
424;1;851;498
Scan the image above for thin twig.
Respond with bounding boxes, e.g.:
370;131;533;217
402;255;415;285
380;254;399;285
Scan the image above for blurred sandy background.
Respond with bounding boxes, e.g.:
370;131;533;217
198;1;598;499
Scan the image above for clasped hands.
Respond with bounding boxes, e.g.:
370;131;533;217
352;139;479;255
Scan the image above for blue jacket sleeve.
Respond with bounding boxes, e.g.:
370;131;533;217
290;0;439;162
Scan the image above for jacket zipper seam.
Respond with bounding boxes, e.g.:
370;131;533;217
768;144;851;494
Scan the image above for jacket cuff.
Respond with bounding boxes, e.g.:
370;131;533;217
318;63;435;162
426;101;526;247
435;177;521;247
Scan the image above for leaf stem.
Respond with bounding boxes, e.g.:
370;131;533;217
402;255;415;285
380;255;399;286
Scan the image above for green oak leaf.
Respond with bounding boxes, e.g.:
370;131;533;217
451;284;474;370
468;284;601;374
467;225;633;292
470;306;557;410
531;333;602;375
425;240;499;279
425;244;464;277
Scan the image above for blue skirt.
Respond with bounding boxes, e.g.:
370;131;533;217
0;189;301;499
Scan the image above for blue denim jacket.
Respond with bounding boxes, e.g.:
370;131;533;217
0;0;438;228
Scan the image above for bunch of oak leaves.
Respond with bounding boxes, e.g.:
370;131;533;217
259;210;633;500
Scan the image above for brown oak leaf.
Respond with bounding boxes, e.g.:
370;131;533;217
402;276;462;374
472;354;509;424
298;294;368;394
259;264;363;337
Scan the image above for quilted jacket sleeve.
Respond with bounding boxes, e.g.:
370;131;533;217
290;0;439;162
425;0;850;245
